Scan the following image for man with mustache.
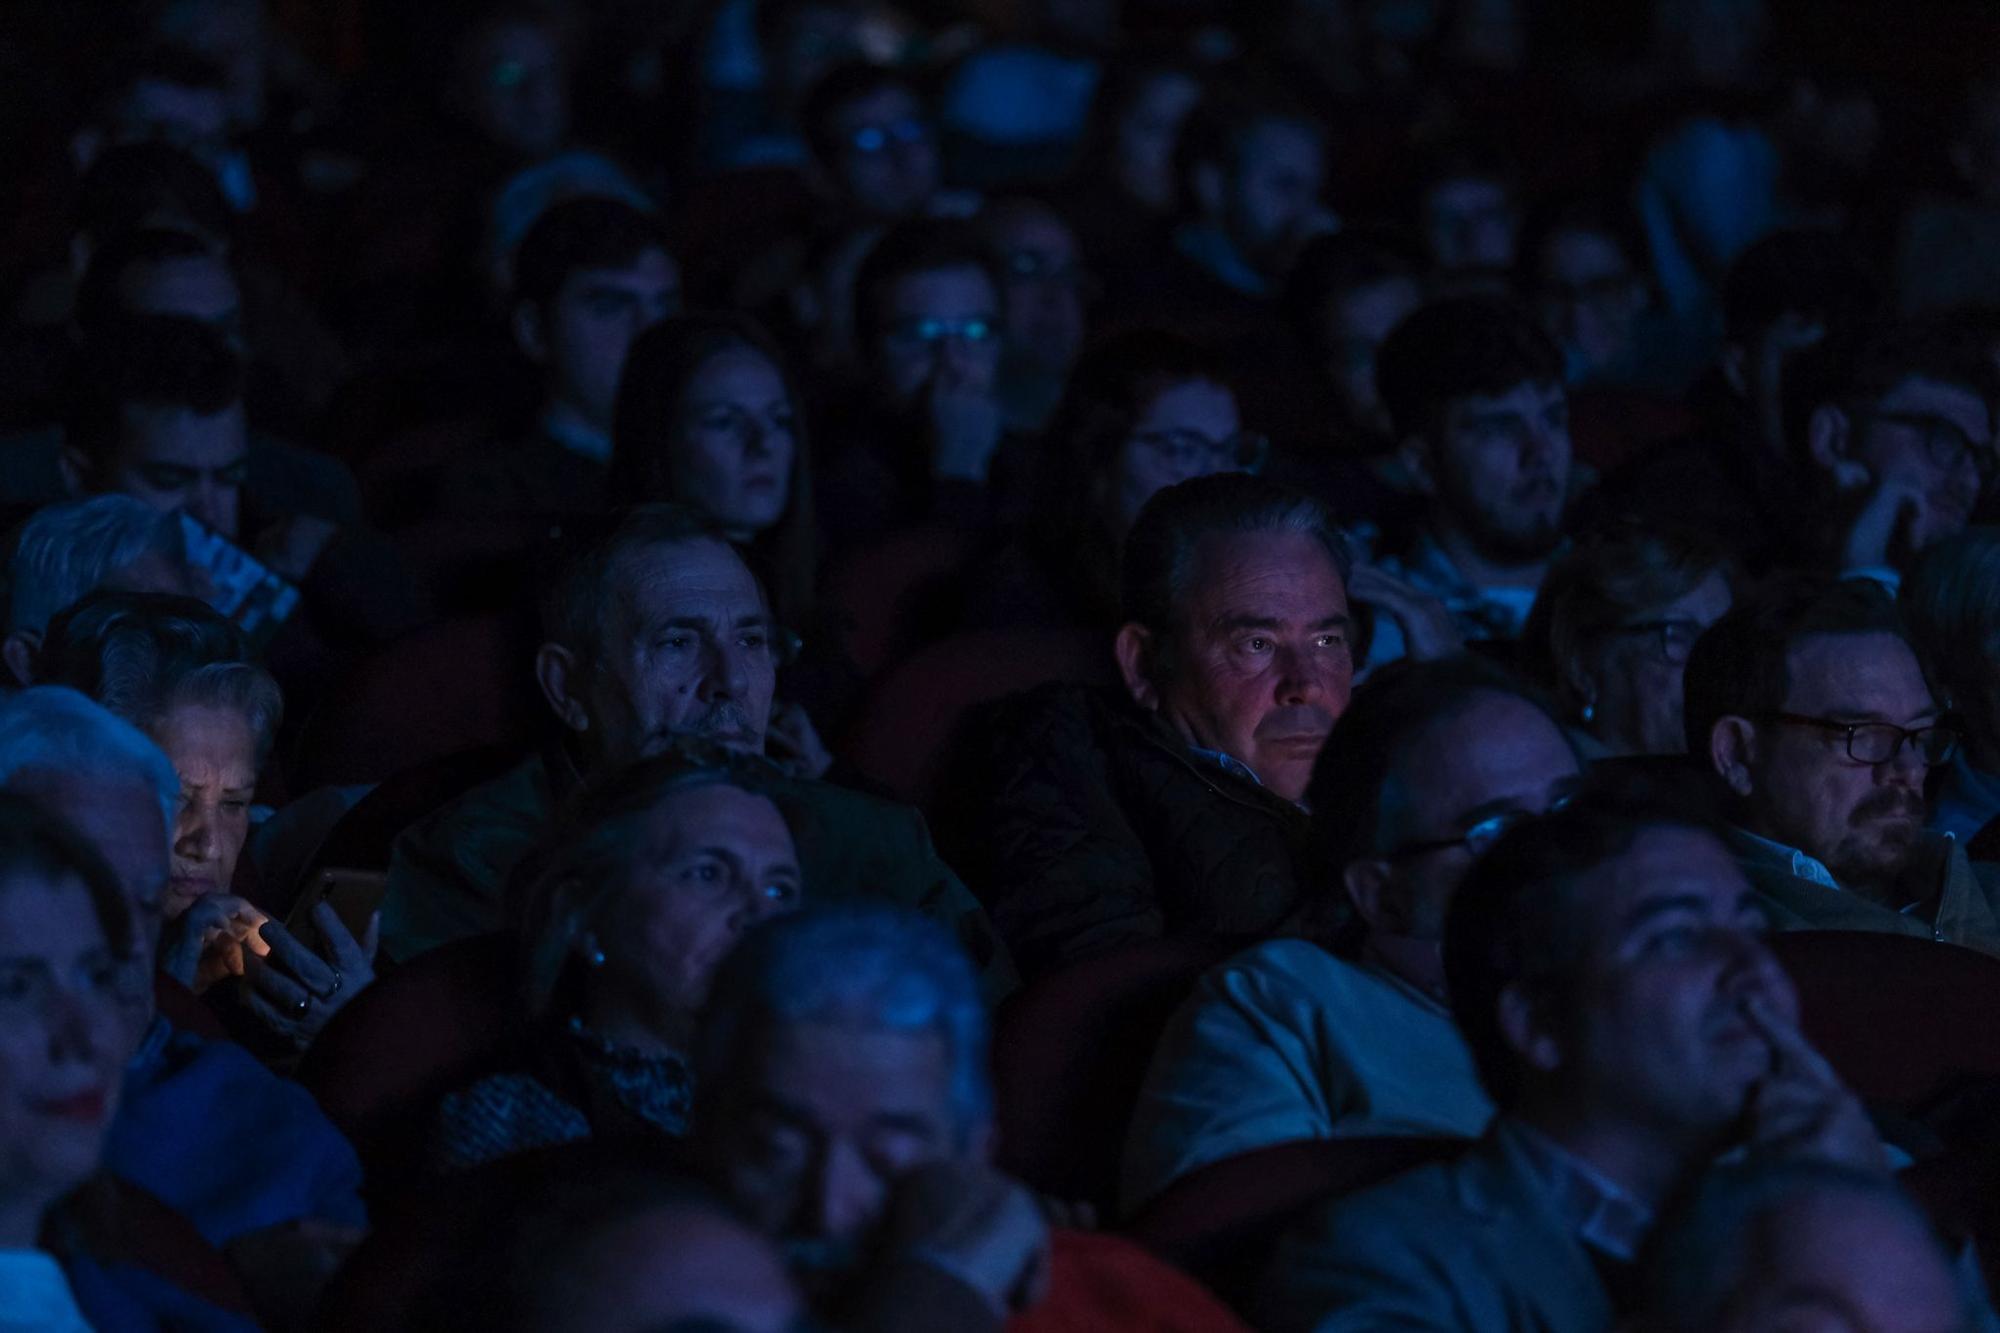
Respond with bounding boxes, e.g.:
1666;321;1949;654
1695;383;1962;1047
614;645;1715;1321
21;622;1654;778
1684;575;2000;955
1359;296;1572;667
381;504;1012;994
940;474;1353;979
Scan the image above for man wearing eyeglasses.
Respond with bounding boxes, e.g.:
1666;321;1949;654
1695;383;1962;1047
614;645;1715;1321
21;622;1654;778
1684;575;2000;956
1122;657;1579;1215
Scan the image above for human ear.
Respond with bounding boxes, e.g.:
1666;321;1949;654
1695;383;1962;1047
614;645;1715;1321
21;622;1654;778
1806;404;1869;491
58;446;92;498
1498;983;1563;1075
2;631;39;687
512;301;549;365
1710;715;1760;797
534;642;591;734
1397;434;1437;498
1114;623;1160;711
1343;859;1401;932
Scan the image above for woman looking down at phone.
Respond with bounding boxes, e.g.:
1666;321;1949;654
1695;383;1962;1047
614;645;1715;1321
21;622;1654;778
430;745;803;1170
33;592;377;1055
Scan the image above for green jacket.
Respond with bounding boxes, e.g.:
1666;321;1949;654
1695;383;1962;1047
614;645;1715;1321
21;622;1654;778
1728;827;2000;959
381;753;1018;1000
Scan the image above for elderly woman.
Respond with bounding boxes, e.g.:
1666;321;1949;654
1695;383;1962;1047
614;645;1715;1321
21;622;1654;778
431;747;803;1171
34;591;374;1050
1519;521;1735;756
1905;527;2000;839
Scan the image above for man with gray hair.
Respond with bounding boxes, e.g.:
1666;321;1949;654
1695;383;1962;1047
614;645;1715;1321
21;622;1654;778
0;687;366;1325
689;904;1249;1332
941;472;1354;979
3;494;198;686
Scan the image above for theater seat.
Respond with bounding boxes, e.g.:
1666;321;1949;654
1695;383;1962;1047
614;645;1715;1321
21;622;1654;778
822;525;975;678
106;1177;258;1320
298;746;517;889
1126;1136;1468;1303
990;936;1233;1210
295;930;520;1204
294;615;539;789
839;627;1109;808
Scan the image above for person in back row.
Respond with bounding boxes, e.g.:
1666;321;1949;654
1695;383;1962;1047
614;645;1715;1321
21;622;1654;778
381;504;1012;994
941;473;1351;979
1683;574;2000;954
1121;657;1580;1214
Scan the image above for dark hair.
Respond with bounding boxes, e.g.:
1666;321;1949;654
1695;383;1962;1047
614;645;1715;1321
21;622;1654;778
1375;296;1563;443
1410;136;1517;212
1444;774;1729;1106
64;315;243;466
1172;86;1324;219
851;218;1002;354
609;314;817;630
799;60;925;167
74;227;223;337
1680;575;1914;757
1518;194;1646;291
83;42;227;129
1074;48;1202;190
1519;520;1735;720
511;196;674;315
536;504;737;658
1721;228;1879;349
1791;320;2000;442
1307;655;1570;876
0;790;133;960
1281;228;1423;349
71;142;234;253
1120;473;1350;644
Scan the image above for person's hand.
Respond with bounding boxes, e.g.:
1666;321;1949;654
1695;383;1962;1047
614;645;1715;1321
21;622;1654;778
239;905;379;1052
254;513;340;583
1349;565;1463;662
1835;469;1926;573
1742;992;1888;1176
162;895;271;993
927;368;1003;483
766;701;834;780
880;1161;1052;1318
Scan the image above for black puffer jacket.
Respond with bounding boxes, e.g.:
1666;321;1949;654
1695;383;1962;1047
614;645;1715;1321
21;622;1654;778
938;682;1314;981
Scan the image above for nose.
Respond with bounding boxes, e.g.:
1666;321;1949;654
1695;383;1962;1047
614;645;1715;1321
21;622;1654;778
1881;737;1928;788
176;801;219;863
1721;928;1796;1012
697;636;749;701
1271;641;1328;706
806;1139;883;1241
190;481;230;534
46;985;104;1063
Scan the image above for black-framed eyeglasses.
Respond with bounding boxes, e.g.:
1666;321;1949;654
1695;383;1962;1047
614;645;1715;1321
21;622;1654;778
1128;429;1270;475
848;118;932;155
1851;407;1997;479
884;315;998;348
1769;712;1961;766
1601;617;1705;666
1385;796;1572;862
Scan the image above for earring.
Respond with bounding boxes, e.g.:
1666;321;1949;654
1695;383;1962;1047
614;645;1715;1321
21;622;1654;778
1580;701;1596;724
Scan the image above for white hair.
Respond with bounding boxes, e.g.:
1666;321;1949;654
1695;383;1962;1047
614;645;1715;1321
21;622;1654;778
697;905;993;1133
0;687;179;850
6;496;185;635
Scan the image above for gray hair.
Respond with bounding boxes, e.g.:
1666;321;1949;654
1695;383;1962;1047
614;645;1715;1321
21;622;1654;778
5;496;186;635
1641;1160;1970;1333
695;905;991;1135
1119;473;1351;646
0;686;179;851
161;661;285;769
1903;526;2000;754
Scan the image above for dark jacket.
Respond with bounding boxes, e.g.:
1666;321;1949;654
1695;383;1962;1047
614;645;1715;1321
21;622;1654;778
939;683;1315;980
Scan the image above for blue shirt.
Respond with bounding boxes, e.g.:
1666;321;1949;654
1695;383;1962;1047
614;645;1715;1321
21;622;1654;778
104;1017;366;1246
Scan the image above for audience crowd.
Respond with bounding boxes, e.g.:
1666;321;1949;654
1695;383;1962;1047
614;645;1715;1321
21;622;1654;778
6;1;2000;1329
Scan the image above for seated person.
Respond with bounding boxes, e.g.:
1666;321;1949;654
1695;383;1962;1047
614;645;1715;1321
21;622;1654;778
1904;528;2000;839
0;791;258;1332
380;504;1009;994
1363;296;1572;665
801;62;955;226
444;197;682;523
431;747;802;1170
34;592;377;1057
1121;657;1579;1214
941;473;1352;978
972;197;1090;436
1254;786;1887;1332
1279;230;1424;455
2;495;198;688
689;904;1251;1332
1520;194;1666;391
1683;575;2000;953
1517;521;1734;758
1410;139;1520;287
1636;1160;1981;1333
0;688;366;1324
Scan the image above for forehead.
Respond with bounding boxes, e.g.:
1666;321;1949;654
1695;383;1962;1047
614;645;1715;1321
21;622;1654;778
1329;276;1422;336
122;78;228;135
751;1020;955;1122
560;250;679;295
1182;529;1346;613
1780;631;1931;715
117;403;247;464
833;85;922;130
611;538;765;620
154;703;257;770
987;206;1076;257
1647;570;1733;625
642;784;794;859
20;770;169;871
884;265;996;318
685;346;785;402
1237;120;1322;171
1391;693;1578;817
1135;378;1238;433
1576;825;1748;932
123;254;238;308
1873;375;1992;440
1540;229;1631;281
1427;176;1510;212
0;869;101;945
1447;379;1564;420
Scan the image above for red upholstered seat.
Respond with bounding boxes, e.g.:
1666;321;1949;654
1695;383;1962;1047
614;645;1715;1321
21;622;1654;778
104;1177;258;1319
294;616;539;788
302;745;517;880
295;931;519;1204
152;974;229;1042
990;936;1233;1210
822;524;975;678
839;627;1109;808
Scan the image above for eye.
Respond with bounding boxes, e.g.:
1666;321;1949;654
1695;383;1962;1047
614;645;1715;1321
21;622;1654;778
680;860;724;884
1645;925;1702;958
221;799;250;815
84;956;126;993
739;631;770;651
0;970;32;1003
1316;631;1347;648
1242;636;1271;654
763;878;801;905
653;633;694;652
